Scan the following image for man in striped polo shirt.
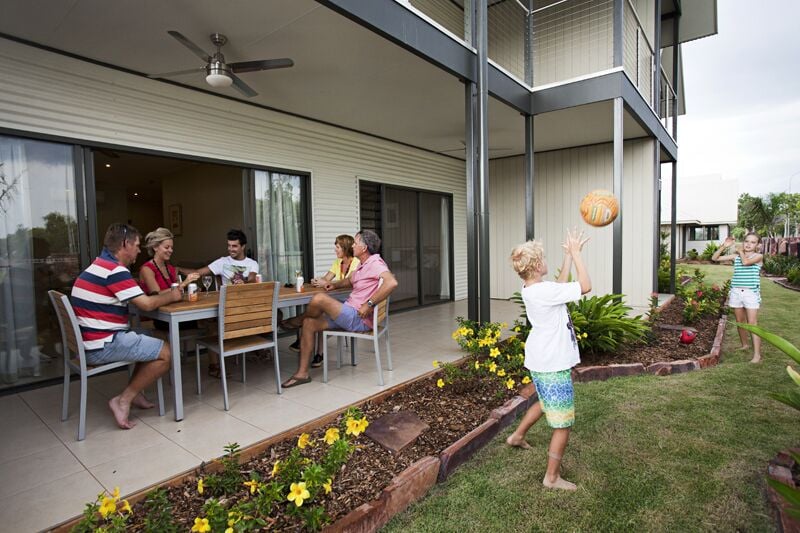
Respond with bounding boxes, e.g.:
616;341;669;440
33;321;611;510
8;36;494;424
71;223;181;430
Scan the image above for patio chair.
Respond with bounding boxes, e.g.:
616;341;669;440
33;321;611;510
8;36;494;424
322;297;391;385
194;281;281;410
48;290;165;441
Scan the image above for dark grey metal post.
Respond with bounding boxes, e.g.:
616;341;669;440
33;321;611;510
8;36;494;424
653;0;662;116
465;82;479;322
476;0;490;323
524;0;534;240
612;97;624;295
653;142;661;293
613;0;624;67
669;12;680;293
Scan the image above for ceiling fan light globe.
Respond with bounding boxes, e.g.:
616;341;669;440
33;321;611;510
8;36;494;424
206;72;232;88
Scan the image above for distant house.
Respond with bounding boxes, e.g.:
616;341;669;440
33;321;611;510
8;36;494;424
661;175;738;258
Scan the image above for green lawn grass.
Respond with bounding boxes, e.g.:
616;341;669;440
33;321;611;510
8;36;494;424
385;264;800;532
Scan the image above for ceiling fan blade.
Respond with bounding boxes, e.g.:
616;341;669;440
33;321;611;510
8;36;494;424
148;67;205;79
167;30;211;62
230;73;258;98
229;58;294;73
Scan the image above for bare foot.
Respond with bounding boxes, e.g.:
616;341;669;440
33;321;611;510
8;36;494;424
542;476;577;491
737;345;750;351
108;396;136;430
750;354;762;363
506;435;532;449
131;392;155;410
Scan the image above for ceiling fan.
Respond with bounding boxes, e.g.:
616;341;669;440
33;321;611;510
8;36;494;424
148;31;294;98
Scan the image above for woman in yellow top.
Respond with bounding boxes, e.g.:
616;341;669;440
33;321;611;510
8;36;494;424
288;234;360;366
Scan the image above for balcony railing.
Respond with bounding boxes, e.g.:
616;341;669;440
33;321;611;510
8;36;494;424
659;64;678;139
623;0;654;107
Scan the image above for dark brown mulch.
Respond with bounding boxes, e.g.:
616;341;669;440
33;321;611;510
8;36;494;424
578;297;722;367
125;374;516;531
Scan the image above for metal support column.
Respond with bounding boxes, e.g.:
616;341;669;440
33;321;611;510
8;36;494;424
653;142;661;293
476;0;490;323
465;81;479;322
612;97;624;295
524;0;534;240
669;12;680;293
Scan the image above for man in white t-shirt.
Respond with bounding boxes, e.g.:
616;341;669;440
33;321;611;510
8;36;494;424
196;229;259;285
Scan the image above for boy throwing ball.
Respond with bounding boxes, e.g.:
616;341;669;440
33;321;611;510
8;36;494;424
506;229;591;491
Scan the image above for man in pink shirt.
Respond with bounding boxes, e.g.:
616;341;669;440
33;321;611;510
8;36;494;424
281;230;398;388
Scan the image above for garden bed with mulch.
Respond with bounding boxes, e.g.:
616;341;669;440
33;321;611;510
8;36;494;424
578;297;723;368
59;373;518;532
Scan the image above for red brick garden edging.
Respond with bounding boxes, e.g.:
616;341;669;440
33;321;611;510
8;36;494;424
766;448;800;533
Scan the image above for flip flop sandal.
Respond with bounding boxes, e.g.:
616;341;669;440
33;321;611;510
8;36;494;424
282;375;312;388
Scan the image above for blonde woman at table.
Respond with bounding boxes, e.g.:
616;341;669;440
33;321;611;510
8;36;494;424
139;228;199;303
287;234;360;367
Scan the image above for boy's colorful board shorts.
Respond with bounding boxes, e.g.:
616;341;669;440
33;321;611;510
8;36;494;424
530;369;575;428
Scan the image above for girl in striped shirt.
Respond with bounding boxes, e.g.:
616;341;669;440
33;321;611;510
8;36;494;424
712;233;764;362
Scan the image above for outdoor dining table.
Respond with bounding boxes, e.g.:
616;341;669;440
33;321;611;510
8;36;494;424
136;284;351;420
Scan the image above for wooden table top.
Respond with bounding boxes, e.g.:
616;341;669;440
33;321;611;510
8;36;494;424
156;284;348;314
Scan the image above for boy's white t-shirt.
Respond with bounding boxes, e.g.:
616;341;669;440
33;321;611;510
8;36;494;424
208;256;260;286
522;280;582;373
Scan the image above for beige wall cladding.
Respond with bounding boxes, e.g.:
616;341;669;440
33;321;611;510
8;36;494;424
489;138;656;310
0;39;468;299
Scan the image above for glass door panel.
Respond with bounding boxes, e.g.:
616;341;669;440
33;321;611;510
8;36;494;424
420;192;451;305
0;136;79;390
382;187;419;311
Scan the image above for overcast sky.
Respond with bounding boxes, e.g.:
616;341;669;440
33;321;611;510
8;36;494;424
678;0;800;197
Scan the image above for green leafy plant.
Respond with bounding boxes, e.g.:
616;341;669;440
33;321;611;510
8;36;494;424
566;294;650;355
763;254;800;277
204;442;245;497
787;265;800;287
686;248;699;260
734;323;800;520
142;488;177;533
71;487;132;533
700;241;720;261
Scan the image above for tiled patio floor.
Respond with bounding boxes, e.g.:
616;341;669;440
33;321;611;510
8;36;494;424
0;300;519;532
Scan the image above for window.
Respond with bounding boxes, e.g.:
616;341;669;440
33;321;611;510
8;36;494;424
253;170;310;283
689;225;719;241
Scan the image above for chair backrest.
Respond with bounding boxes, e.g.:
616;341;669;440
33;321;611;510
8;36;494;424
48;290;85;367
218;281;279;341
373;296;390;332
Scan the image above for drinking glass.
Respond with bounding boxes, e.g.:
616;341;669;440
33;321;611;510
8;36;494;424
202;275;213;293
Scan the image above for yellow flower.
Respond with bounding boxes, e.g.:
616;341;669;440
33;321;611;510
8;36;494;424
513;326;521;333
505;378;515;390
582;332;588;339
500;322;508;329
225;528;234;533
323;427;340;445
197;478;204;495
345;417;359;435
497;369;506;377
271;460;280;478
522;376;531;384
488;362;497;373
437;378;445;388
191;517;211;532
520;342;525;348
489;347;500;358
297;433;312;449
323;478;333;494
451;330;459;339
465;328;474;336
98;496;117;519
432;360;439;368
474;360;480;370
287;482;310;507
112;487;120;499
357;418;369;433
120;499;132;514
243;479;258;495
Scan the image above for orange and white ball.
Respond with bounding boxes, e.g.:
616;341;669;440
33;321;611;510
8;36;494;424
579;189;619;227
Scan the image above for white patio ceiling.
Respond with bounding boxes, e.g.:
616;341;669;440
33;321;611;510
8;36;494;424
0;0;647;159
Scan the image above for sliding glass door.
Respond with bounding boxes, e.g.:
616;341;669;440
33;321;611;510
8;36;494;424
359;181;452;310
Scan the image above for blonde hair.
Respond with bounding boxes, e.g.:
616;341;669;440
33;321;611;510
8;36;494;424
510;240;545;280
144;227;174;257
